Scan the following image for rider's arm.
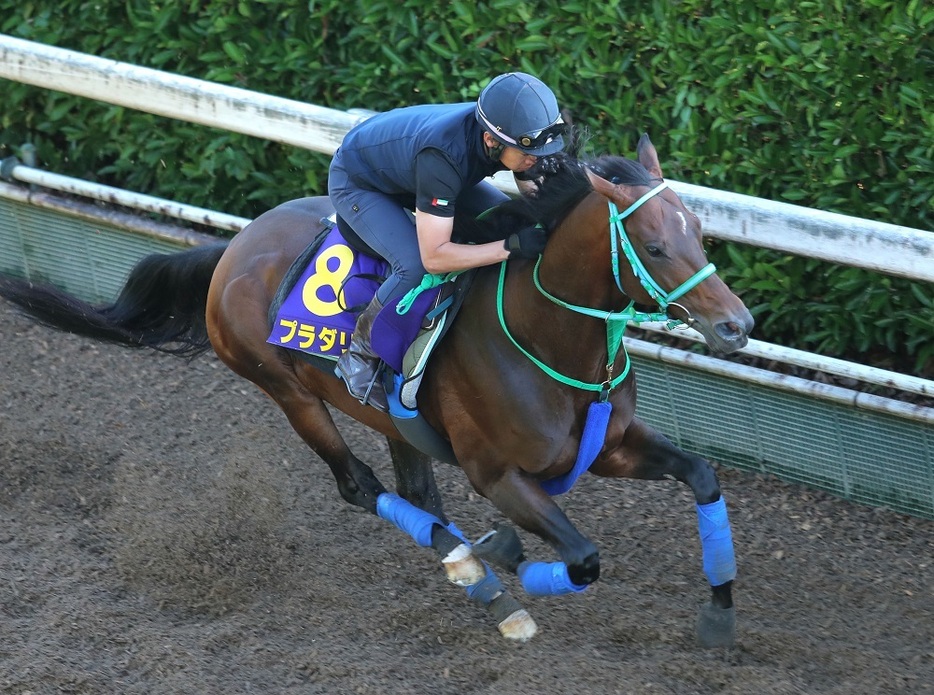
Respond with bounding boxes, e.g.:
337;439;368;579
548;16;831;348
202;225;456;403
414;149;509;274
415;211;509;274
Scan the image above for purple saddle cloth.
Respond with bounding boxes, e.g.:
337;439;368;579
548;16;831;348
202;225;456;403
267;224;440;370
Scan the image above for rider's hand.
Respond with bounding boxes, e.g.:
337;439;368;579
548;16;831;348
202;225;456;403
504;225;547;259
514;153;568;181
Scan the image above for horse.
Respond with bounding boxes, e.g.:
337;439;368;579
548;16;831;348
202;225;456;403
0;134;753;645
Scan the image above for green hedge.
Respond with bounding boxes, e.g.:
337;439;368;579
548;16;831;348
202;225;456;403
1;0;931;375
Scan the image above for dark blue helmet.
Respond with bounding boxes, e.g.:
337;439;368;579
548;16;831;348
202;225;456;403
476;72;565;156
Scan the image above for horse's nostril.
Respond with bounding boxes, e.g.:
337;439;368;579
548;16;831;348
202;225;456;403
715;321;744;341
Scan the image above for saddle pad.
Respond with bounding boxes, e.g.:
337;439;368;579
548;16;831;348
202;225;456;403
370;286;444;374
266;225;386;360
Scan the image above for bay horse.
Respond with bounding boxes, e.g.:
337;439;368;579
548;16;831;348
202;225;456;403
0;134;753;645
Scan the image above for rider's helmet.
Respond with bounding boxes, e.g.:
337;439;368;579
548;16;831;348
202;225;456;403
476;72;565;157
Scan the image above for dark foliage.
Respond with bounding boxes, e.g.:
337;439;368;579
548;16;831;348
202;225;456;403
1;0;930;373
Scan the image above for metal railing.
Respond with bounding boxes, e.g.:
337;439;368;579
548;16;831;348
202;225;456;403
1;33;931;282
1;33;932;517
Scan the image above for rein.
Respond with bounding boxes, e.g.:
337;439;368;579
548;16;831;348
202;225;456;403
496;258;631;395
497;180;716;398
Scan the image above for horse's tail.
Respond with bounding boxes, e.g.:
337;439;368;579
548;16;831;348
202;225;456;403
0;242;228;358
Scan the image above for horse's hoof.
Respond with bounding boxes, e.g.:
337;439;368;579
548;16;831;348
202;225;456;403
497;609;538;642
486;589;536;641
442;543;486;586
472;524;525;573
696;602;736;648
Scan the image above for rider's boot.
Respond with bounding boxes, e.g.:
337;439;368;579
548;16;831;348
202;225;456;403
335;295;388;412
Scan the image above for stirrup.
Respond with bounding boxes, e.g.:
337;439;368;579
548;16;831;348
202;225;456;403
359;363;388;412
334;358;388;412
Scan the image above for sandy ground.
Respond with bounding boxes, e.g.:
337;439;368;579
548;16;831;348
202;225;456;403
0;303;932;694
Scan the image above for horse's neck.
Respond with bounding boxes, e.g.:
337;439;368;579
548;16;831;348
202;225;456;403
503;193;632;380
538;192;627;312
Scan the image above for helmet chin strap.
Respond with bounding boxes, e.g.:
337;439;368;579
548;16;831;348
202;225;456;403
482;132;505;162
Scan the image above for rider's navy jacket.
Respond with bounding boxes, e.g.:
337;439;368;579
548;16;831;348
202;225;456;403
336;103;504;217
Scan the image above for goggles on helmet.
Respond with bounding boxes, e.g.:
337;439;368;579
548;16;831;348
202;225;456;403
477;105;566;153
517;120;567;149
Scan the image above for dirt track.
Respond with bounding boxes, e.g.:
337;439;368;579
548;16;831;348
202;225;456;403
1;303;932;694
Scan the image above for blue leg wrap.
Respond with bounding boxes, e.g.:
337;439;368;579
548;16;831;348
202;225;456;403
517;561;588;596
696;496;737;586
445;522;505;605
444;521;467;543
463;570;506;604
376;493;439;548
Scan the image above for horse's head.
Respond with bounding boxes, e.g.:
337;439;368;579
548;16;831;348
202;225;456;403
584;135;754;354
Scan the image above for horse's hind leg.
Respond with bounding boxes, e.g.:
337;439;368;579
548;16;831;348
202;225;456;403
592;416;736;647
270;379;389;511
387;439;537;641
253;372;537;640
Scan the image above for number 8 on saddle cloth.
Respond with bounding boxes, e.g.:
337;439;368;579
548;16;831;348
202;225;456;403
266;218;455;404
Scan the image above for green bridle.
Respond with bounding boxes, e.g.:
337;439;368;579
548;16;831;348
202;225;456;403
608;181;717;311
496;180;717;398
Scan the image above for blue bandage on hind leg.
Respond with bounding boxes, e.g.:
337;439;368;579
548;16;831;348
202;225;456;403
696;496;737;586
376;493;440;548
445;522;505;605
517;561;588;596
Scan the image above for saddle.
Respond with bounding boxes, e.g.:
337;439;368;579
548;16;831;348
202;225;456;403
266;218;472;464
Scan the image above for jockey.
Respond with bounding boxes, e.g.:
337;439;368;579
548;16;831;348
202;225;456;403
329;72;566;411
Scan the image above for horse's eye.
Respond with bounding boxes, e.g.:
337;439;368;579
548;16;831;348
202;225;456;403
645;245;664;258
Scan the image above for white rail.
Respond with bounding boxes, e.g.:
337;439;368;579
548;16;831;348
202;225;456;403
2;163;931;416
1;34;931;282
0;180;220;247
635;324;933;399
1;162;250;232
0;35;361;154
625;338;933;425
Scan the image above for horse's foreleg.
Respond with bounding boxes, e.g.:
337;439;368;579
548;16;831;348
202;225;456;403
474;467;600;593
386;439;537;642
386;438;481;582
273;382;510;622
275;384;536;637
388;438;447;518
592;416;736;648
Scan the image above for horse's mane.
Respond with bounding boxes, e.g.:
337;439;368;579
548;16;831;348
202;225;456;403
455;139;655;242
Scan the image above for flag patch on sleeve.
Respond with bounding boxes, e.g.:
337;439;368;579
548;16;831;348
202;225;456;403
431;198;449;207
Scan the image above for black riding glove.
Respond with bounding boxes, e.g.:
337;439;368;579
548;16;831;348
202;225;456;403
504;224;546;259
513;153;568;181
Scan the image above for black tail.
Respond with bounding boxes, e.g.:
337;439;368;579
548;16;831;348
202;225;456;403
0;243;228;358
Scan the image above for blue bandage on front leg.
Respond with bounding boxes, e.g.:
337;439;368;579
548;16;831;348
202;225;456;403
376;493;440;548
517;561;588;596
696;496;737;586
445;521;467;543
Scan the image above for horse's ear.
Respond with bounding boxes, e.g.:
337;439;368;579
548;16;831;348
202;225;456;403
637;133;664;179
585;166;617;198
